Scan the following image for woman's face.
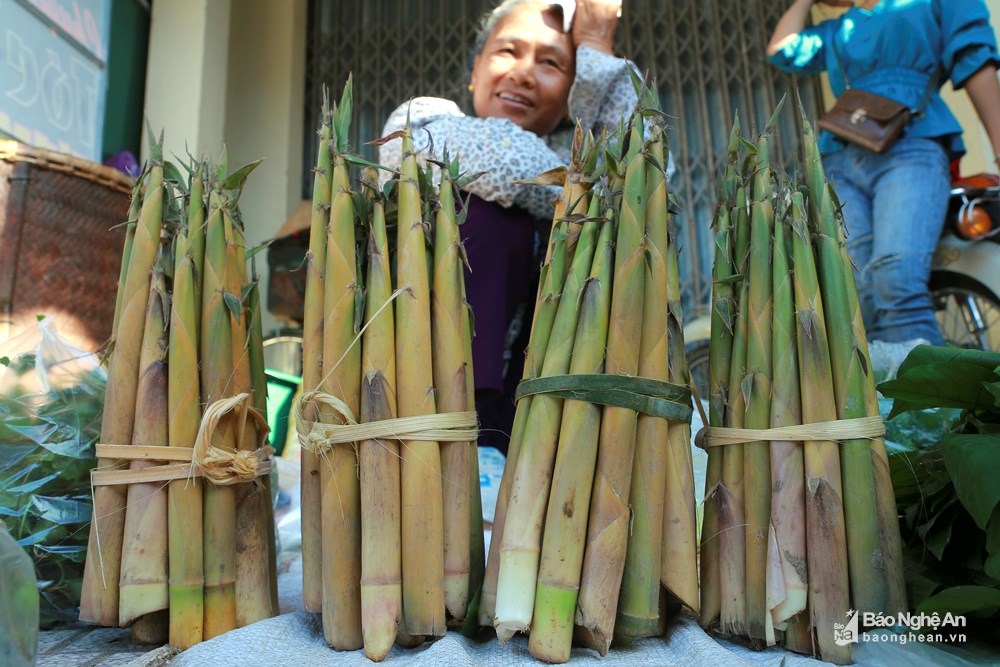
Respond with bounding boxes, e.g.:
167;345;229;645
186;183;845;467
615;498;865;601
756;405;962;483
470;5;575;136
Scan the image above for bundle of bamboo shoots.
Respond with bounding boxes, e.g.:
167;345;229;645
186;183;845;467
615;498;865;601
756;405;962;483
480;83;698;663
698;97;905;664
79;133;278;648
295;81;483;661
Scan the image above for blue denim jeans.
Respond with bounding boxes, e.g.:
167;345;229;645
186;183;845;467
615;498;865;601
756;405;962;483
823;137;950;346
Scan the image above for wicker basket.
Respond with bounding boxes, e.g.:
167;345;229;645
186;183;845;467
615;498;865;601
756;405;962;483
0;141;133;353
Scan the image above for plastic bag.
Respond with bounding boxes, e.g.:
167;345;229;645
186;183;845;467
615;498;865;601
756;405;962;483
0;317;105;628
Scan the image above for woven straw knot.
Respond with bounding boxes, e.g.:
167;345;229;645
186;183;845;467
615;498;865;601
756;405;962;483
198;445;273;484
295;390;358;456
192;392;272;486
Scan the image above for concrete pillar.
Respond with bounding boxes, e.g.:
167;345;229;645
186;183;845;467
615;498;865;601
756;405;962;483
225;0;307;336
143;0;231;159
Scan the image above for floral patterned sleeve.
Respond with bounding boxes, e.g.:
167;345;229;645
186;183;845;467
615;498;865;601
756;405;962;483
568;45;640;135
377;48;645;220
378;97;563;220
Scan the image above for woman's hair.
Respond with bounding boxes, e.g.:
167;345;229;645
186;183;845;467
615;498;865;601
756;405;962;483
468;0;565;71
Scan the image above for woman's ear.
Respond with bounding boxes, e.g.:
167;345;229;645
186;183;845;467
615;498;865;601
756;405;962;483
470;54;481;91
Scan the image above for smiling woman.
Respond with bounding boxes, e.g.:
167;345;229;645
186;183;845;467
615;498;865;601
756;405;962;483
470;2;575;136
378;0;642;454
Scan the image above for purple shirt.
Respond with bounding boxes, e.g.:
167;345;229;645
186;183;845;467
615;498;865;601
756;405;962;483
461;194;538;395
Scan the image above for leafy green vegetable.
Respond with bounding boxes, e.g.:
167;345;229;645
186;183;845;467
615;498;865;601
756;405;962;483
0;354;104;628
878;345;1000;644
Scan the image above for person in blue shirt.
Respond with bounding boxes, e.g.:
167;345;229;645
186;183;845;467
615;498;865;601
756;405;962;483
768;0;1000;346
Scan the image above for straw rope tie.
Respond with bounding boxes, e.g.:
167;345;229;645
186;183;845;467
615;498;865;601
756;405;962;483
91;392;273;486
694;415;885;450
192;393;273;486
295;390;479;455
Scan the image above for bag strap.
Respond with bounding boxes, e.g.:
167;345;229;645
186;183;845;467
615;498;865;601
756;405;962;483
830;31;941;115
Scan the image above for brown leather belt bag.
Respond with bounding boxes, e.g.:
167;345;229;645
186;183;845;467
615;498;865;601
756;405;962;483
818;88;911;154
820;40;940;154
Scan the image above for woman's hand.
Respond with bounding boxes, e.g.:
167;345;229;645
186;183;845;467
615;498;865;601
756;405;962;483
767;0;854;56
571;0;621;55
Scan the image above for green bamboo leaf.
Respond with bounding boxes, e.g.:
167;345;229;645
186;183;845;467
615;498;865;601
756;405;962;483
939;434;1000;530
333;74;353;152
216;146;229;182
163;161;185;188
344;154;392;172
223;159;263;192
916;585;1000;616
246;241;270;261
223;291;243;320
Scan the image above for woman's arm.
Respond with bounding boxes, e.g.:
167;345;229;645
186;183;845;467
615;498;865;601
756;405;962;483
378;98;563;220
562;0;637;135
768;0;854;56
571;0;621;55
964;64;1000;169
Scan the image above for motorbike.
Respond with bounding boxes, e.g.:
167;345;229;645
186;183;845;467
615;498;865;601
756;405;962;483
685;166;1000;401
930;168;1000;351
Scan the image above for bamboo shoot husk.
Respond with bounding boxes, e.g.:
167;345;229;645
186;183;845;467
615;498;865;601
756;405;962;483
320;149;363;649
575;121;647;655
432;167;472;621
396;127;445;638
119;265;170;626
300;94;335;613
81;144;165;626
493;193;601;642
660;136;699;615
790;193;851;665
743;118;778;645
619;125;671;638
527;205;613;664
768;209;807;630
700;120;742;629
227;207;274;628
359;190;401;661
201;186;237;639
719;186;750;638
480;129;593;625
167;226;204;649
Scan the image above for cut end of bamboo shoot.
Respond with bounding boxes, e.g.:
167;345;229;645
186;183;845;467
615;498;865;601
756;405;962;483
168;584;204;649
361;583;401;661
444;575;470;623
119;583;169;627
573;623;612;657
527;583;577;664
203;584;237;640
614;612;660;641
494;548;540;642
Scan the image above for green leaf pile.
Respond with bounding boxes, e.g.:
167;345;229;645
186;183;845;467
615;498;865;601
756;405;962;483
878;345;1000;643
0;354;104;628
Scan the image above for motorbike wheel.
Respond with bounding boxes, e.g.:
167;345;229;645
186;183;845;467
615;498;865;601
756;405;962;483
930;276;1000;351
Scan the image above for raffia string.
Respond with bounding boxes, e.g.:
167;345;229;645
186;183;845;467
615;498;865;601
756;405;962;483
91;392;273;487
695;415;885;450
295;389;479;456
